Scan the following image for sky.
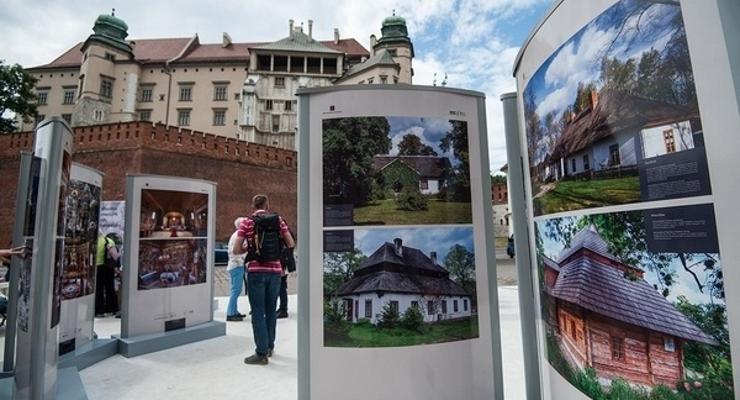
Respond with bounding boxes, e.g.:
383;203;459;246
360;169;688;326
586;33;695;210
354;227;474;267
386;116;457;161
0;0;552;172
535;217;720;306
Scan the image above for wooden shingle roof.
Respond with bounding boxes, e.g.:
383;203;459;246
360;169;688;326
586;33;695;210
374;155;451;179
335;270;469;297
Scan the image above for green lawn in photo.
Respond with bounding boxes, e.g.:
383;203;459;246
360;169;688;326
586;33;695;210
326;316;479;348
352;198;472;225
534;176;640;215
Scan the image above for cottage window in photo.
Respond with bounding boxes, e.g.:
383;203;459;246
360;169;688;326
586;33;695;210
63;89;76;105
213;109;226;126
213;84;228;101
611;335;624;361
453;300;459;313
274;77;285;88
664;337;675;353
179;85;192;102
37;91;49;105
265;99;273;111
284;100;292;111
441;300;447;314
571;158;577;173
427;301;434;315
139;110;152;122
364;300;372;318
570;320;577;340
410;301;418;309
61;114;72;124
354;300;359;320
663;129;676;153
389;301;399;314
100;78;113;99
177;109;191;126
463;299;468;311
608;144;620;166
583;154;590;171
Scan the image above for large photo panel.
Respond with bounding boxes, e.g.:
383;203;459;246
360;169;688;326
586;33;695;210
523;0;711;217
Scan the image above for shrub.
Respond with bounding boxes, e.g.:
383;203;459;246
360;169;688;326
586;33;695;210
400;304;425;333
573;368;605;400
396;188;428;211
649;385;680;400
376;302;400;329
324;301;350;340
606;378;649;400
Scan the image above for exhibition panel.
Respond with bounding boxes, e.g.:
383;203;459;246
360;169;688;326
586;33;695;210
297;85;504;400
512;0;740;399
121;175;221;343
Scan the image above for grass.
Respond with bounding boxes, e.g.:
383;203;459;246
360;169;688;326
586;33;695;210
325;316;479;347
353;198;472;225
534;176;640;215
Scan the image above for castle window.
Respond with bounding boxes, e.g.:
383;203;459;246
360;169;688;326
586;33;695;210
213;109;226;126
257;55;271;71
100;78;113;99
138;110;152;122
213;84;228;101
307;57;321;74
61;114;72;124
94;110;103;121
272;114;280;133
179;85;192;102
63;89;76;105
140;87;153;102
273;56;288;72
367;77;374;84
380;75;388;84
105;52;115;61
284;101;292;111
177;109;191;126
274;77;285;88
323;58;337;75
37;91;48;106
265;100;273;111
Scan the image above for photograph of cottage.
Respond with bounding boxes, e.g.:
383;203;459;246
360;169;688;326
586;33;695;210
535;212;733;398
323;116;471;226
523;0;708;216
323;227;478;347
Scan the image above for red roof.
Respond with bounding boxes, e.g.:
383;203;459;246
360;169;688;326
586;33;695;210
320;38;369;57
178;43;254;63
132;37;193;63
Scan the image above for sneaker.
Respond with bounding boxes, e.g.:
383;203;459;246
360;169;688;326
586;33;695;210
244;354;268;365
238;313;247;318
276;310;288;319
226;315;244;322
267;349;274;358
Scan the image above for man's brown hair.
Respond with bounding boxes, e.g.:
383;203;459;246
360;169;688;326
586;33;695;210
252;194;268;209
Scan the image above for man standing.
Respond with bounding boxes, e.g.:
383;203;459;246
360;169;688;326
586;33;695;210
232;194;294;365
226;217;247;321
95;233;119;317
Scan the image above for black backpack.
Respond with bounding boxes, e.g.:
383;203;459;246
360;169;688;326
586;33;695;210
248;213;282;262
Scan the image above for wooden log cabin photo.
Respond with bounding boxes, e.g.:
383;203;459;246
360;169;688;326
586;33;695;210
542;225;717;389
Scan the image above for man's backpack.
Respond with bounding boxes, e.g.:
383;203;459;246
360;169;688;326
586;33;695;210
248;213;283;263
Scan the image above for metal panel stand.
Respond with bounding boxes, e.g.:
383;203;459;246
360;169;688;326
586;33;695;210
116;321;226;358
58;338;120;371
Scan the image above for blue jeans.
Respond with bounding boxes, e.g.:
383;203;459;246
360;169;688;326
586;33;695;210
247;272;281;356
227;266;245;317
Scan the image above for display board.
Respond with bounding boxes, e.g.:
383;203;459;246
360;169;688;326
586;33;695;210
99;200;125;244
512;1;740;399
121;175;216;338
14;118;73;400
58;164;103;356
296;85;503;400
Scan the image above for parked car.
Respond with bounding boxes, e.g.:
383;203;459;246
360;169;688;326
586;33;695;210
214;242;229;266
506;235;515;258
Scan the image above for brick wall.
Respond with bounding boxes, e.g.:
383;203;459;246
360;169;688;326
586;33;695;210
0;121;297;244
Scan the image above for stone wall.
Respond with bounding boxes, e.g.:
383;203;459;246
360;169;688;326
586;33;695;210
0;121;297;245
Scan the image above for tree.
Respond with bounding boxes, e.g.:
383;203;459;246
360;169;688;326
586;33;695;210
490;174;507;185
323;248;367;297
440;120;471;202
397;133;437;156
0;61;37;133
323;117;391;206
444;244;476;296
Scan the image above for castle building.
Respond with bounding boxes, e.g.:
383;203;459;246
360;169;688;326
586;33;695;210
18;11;415;150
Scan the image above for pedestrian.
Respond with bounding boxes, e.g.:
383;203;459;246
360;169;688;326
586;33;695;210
277;225;296;319
95;233;119;317
232;194;294;365
226;217;247;321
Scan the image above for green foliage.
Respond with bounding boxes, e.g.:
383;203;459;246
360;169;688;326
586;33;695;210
444;244;476;305
323;249;367;297
395;188;428;211
0;61;38;133
381;160;420;194
323;117;391;206
376;302;400;329
323;301;351;340
440;120;471;202
607;379;648;400
490;174;507;185
572;368;606;400
397;133;437;155
399;303;425;333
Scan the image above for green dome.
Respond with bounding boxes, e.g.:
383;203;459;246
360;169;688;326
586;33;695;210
93;12;129;41
382;14;406;26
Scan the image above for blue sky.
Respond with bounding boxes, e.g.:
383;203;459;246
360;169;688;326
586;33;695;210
354;227;474;267
386;117;457;162
0;0;552;171
535;217;721;306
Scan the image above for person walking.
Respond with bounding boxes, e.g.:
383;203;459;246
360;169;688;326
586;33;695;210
232;194;294;365
226;217;247;322
95;233;119;317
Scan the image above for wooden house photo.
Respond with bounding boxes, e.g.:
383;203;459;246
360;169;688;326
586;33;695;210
373;155;452;196
542;225;717;389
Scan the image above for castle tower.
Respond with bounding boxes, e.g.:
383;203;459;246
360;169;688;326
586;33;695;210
74;10;139;126
373;11;414;84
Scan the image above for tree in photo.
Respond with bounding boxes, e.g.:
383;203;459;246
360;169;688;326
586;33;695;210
0;61;38;133
323;249;367;297
444;244;476;308
439;120;471;202
323;117;391;205
397;133;437;156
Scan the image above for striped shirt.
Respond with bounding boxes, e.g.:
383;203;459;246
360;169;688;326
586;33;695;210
236;210;289;274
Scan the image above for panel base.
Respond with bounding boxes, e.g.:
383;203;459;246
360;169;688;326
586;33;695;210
117;320;225;358
58;338;119;371
0;367;88;400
